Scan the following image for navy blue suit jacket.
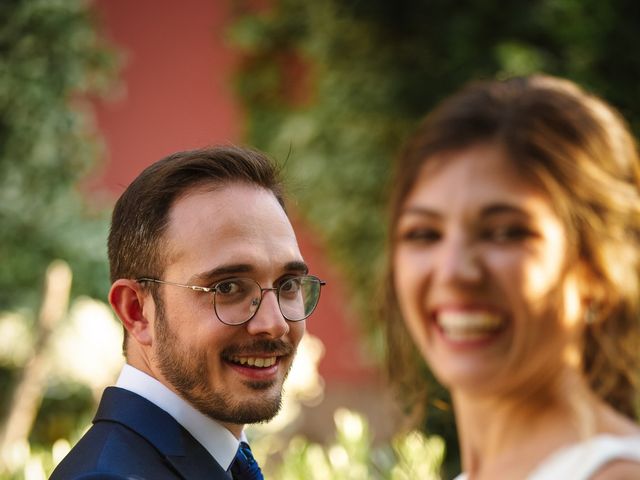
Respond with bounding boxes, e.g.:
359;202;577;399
50;387;232;479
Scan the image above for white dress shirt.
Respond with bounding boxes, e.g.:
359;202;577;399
116;364;242;471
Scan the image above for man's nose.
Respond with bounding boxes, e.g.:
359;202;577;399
245;289;290;338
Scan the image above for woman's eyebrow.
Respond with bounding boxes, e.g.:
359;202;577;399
398;203;533;223
399;206;441;219
480;203;532;218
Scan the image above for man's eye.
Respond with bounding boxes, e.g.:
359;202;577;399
215;280;242;295
279;277;302;294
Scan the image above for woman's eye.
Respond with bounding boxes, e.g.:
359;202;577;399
485;225;534;243
400;228;442;243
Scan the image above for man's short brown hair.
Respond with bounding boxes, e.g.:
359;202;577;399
108;145;285;284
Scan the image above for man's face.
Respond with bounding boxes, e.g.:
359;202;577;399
148;182;306;429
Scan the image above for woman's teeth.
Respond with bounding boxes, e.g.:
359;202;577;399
437;311;504;341
229;356;277;368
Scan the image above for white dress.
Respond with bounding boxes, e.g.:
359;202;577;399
453;434;640;480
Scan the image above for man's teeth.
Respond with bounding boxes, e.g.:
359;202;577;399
437;311;504;341
230;356;277;367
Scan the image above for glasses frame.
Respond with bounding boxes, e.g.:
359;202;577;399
136;275;326;326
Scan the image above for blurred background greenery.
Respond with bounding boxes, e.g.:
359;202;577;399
0;1;118;477
1;0;640;478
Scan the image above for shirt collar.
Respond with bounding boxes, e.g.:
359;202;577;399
116;364;243;470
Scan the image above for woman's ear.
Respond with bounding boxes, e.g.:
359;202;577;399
574;260;606;322
109;279;153;346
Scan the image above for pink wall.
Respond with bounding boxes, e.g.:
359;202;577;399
94;0;240;190
92;0;377;384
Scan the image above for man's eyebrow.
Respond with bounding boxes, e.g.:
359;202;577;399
190;264;253;283
190;260;309;283
284;261;309;274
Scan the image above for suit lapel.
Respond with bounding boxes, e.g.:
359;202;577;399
165;452;232;480
95;387;231;479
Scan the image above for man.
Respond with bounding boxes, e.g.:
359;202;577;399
50;146;325;479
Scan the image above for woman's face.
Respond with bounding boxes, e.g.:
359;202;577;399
393;143;586;397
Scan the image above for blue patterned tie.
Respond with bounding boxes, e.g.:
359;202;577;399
230;441;264;480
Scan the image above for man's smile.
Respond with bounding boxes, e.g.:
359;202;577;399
228;356;277;368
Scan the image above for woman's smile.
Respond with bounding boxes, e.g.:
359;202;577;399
433;307;507;343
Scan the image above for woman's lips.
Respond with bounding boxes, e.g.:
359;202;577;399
434;309;506;342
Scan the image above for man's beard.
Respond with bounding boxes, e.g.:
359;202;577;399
153;292;290;424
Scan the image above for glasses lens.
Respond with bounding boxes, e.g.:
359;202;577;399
213;278;261;325
212;276;323;324
278;276;321;321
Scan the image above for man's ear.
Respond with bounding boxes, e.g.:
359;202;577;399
109;279;153;346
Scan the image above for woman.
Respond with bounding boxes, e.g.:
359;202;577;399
385;75;640;479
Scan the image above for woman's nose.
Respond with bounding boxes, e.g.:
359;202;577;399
435;234;483;285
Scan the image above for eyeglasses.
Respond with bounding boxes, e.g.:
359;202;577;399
136;275;326;326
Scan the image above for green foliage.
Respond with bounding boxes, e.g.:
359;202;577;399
29;382;94;449
255;409;445;480
0;0;117;312
1;428;87;479
0;0;117;472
